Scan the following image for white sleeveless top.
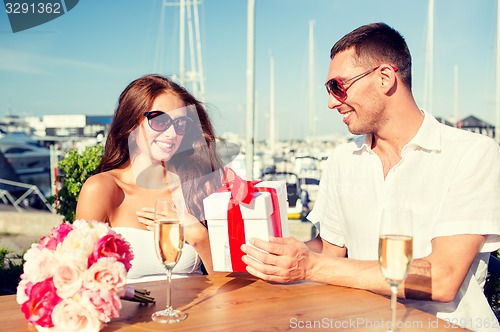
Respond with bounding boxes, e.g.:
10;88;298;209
113;227;202;282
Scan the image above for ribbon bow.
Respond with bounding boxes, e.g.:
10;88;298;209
221;167;257;204
217;168;284;272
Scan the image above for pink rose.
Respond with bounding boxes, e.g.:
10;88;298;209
21;278;62;328
81;289;121;323
84;257;126;294
53;261;83;299
88;234;133;271
39;223;73;251
51;298;102;332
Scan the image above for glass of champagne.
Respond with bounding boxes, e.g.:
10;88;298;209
378;208;413;332
151;198;187;323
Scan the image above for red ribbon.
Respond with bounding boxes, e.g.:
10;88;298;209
255;186;283;238
217;168;283;272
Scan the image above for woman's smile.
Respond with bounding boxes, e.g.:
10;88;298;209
154;139;176;153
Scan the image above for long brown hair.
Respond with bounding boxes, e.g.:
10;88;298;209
97;74;223;222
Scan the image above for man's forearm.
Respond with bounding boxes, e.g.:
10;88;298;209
404;259;432;300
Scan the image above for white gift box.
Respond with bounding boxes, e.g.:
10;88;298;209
203;181;288;272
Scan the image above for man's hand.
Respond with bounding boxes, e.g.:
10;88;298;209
241;236;315;283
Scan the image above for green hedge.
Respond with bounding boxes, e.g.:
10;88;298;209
0;248;24;295
49;144;104;223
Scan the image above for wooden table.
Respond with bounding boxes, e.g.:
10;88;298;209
1;272;469;331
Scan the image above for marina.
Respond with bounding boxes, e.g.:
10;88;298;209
0;110;495;217
0;117;339;218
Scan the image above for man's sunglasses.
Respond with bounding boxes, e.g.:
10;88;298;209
325;65;398;102
143;111;193;135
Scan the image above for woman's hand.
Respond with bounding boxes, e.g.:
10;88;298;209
137;207;213;273
136;208;155;230
137;208;208;246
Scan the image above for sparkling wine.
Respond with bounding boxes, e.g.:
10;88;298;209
154;219;184;269
378;234;413;285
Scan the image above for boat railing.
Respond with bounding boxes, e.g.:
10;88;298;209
0;178;54;212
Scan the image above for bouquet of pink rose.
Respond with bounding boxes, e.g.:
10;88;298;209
16;219;135;332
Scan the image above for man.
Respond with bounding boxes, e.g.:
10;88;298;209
241;22;500;330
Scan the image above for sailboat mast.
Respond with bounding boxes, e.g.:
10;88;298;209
179;0;186;85
246;0;256;179
308;20;315;139
154;1;167;73
454;65;459;128
193;2;205;100
424;0;434;115
186;2;197;96
156;1;204;100
269;52;276;154
496;0;500;143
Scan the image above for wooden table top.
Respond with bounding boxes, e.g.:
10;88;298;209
1;272;469;331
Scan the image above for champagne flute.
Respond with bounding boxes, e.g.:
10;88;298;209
378;208;413;332
151;198;187;323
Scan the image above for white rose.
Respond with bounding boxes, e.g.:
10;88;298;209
57;229;94;266
73;219;110;241
50;298;102;332
16;278;29;304
23;246;56;283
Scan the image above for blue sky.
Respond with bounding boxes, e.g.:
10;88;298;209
0;0;498;140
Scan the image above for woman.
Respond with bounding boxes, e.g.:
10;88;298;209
76;74;223;280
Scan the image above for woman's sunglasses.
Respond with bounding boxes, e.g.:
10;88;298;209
143;111;193;135
325;65;398;102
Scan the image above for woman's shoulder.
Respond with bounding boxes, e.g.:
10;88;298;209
77;171;124;222
80;171;122;197
85;171;117;186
